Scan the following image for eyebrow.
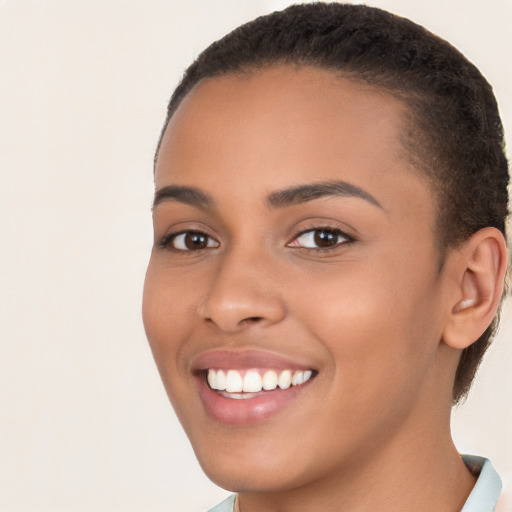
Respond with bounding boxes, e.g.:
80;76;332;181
152;180;382;211
267;180;382;209
152;185;214;210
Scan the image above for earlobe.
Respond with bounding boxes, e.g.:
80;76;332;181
443;227;508;350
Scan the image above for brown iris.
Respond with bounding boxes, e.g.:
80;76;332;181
183;232;209;250
314;229;340;248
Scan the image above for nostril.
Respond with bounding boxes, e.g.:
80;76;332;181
203;316;263;328
244;316;264;324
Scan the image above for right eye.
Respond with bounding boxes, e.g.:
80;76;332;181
161;230;219;251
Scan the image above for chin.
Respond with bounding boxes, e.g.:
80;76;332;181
189;427;337;494
197;455;307;493
188;431;280;488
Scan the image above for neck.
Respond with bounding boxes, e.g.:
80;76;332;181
237;410;475;512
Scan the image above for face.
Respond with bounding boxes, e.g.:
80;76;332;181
143;66;455;492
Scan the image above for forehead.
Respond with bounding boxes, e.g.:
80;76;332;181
156;65;433;216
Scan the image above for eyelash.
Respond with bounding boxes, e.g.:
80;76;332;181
288;227;354;251
158;230;218;252
159;226;354;254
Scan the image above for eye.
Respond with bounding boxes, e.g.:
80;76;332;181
162;230;219;251
288;228;352;249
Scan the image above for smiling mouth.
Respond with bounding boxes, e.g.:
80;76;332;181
205;368;315;399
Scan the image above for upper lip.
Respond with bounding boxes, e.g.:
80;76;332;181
190;349;316;373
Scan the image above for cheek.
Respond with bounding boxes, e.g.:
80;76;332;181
142;258;202;419
142;256;193;372
292;252;442;400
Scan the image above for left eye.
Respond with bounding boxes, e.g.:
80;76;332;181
288;228;351;249
168;231;219;251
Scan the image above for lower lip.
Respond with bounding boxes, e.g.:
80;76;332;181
197;376;312;425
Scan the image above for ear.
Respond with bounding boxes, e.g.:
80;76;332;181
443;227;508;350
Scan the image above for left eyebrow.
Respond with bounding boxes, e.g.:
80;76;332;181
267;180;383;209
152;185;214;210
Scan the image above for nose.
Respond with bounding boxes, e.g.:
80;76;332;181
198;250;286;333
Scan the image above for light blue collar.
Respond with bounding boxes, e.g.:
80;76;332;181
461;455;502;512
207;494;236;512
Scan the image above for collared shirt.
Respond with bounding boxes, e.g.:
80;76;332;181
460;456;502;512
207;456;502;512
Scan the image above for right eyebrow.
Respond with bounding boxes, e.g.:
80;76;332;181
152;185;214;210
267;180;383;210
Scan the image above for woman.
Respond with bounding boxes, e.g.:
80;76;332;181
143;4;509;511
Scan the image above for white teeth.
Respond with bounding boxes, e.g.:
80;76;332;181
292;371;304;386
207;370;217;389
243;370;262;392
278;370;292;389
262;370;278;390
206;368;314;394
225;370;243;392
220;391;260;400
216;370;226;391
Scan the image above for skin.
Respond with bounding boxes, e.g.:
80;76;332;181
143;66;501;511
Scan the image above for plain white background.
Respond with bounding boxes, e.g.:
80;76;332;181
0;1;511;511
